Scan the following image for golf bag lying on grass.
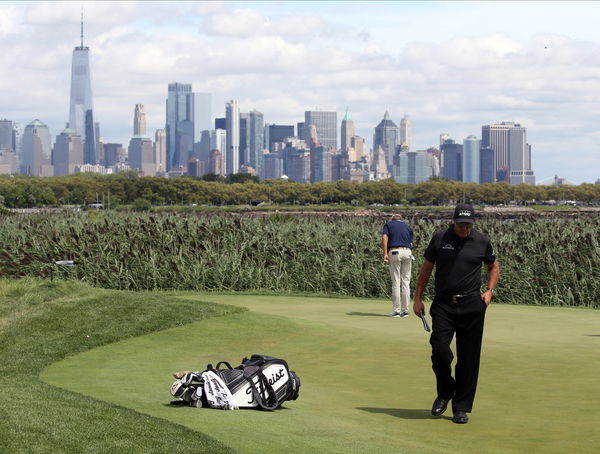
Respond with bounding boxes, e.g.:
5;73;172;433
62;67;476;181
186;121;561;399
170;354;301;410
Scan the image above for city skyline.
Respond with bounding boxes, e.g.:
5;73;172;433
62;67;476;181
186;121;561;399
1;1;600;183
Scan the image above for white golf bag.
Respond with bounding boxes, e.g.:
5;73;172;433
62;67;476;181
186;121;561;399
170;354;301;410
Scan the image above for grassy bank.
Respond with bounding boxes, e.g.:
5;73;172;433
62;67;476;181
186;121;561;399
0;278;241;453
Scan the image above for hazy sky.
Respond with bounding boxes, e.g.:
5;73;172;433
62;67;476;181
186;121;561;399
2;1;600;183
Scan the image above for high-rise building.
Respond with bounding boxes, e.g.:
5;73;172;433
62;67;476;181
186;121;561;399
215;118;226;130
153;129;166;174
225;100;240;175
22;120;53;176
208;149;222;176
482;121;535;184
103;143;126;167
462;135;481;183
133;104;146;136
211;128;227;152
12;122;24;167
373;110;399;169
400;115;411;151
341;108;354;153
128;136;155;176
350;135;365;162
248;110;264;178
166;82;194;171
305;110;337;150
53;129;83;176
371;145;390;180
394;151;432;184
68;14;96;164
0;120;17;174
194;130;211;168
268;124;294;152
187;157;202;177
129;103;155;176
0;150;17;175
239;113;249;165
311;146;333;183
263;153;283;179
440;139;462;181
479;147;495;183
0;119;13;152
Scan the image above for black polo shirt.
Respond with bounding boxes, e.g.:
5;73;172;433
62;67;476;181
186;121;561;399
423;226;496;295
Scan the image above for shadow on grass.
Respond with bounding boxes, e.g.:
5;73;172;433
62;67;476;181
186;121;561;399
347;312;390;317
357;407;450;420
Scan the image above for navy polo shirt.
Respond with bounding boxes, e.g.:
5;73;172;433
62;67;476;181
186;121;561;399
382;219;413;250
424;226;496;295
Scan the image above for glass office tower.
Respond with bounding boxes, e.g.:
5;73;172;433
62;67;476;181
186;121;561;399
68;17;96;164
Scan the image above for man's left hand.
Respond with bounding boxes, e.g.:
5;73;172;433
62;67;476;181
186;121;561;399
481;290;493;306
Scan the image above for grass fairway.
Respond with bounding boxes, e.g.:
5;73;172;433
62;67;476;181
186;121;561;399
42;294;600;454
0;278;239;454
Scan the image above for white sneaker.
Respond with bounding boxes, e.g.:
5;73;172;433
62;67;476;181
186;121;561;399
389;312;401;317
400;312;410;318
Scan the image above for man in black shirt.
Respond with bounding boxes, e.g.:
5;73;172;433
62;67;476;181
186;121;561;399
413;204;499;424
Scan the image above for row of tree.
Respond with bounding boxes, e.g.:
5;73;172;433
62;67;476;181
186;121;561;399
0;172;598;208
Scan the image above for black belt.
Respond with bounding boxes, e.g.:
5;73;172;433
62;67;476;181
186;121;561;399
437;292;480;303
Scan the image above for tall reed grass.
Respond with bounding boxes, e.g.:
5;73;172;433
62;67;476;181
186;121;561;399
0;211;597;307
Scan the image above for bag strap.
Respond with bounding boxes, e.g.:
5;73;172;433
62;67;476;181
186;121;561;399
215;361;233;370
244;367;279;411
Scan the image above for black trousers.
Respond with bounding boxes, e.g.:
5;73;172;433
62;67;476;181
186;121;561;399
429;294;487;413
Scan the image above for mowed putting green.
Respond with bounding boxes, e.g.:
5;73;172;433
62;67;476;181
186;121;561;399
42;295;600;454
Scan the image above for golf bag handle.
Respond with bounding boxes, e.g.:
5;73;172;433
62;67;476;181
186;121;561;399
215;361;233;370
247;370;279;411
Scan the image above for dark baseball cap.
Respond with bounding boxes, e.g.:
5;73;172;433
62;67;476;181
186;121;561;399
453;203;475;224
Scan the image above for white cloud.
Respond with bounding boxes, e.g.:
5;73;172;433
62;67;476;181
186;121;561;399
1;1;600;182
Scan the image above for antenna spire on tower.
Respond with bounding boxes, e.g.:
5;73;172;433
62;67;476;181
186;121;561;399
80;8;84;48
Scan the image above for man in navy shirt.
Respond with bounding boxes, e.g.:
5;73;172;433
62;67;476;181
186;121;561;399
382;214;414;317
413;204;499;424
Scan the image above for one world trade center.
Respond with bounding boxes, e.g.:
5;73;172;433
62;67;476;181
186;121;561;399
68;13;97;164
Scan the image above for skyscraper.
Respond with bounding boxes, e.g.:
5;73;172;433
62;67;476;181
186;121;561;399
68;13;96;164
394;151;431;184
341;108;354;153
154;129;166;174
481;121;535;184
400;115;411;151
0;119;13;152
53;128;83;176
462;135;481;183
225;100;240;175
239;112;249;165
134;104;146;136
129;104;154;176
305;110;337;150
249;110;264;177
373;111;399;169
22;120;52;177
103;143;126;167
268;124;294;152
441;139;463;181
166;82;194;171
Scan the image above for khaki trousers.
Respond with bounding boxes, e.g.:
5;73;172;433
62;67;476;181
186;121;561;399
389;248;412;314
